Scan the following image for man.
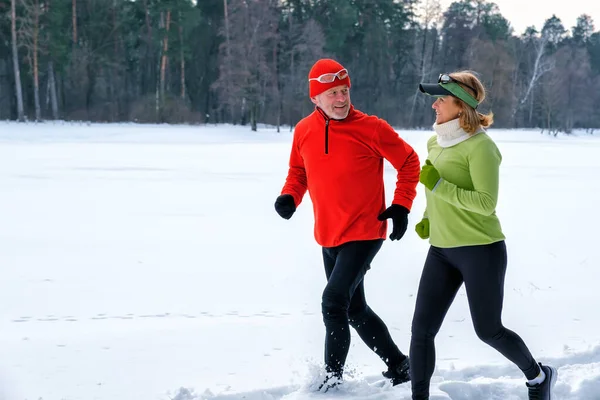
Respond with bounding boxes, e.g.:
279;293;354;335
274;58;420;390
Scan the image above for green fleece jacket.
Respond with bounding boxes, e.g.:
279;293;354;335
424;132;505;248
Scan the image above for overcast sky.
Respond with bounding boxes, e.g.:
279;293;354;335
439;0;600;36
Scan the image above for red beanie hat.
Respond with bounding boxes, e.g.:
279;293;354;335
308;58;351;98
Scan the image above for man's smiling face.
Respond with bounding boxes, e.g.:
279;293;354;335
311;84;351;120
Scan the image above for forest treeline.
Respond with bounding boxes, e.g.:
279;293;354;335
1;0;599;132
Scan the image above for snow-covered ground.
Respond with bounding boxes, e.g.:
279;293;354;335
0;121;599;400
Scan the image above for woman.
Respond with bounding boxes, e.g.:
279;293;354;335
410;71;557;400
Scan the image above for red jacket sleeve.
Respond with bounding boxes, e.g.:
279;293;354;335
371;120;420;211
281;131;308;207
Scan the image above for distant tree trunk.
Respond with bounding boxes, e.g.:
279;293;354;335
33;0;41;121
86;60;96;118
430;31;438;75
288;8;294;129
223;0;231;57
273;36;280;132
20;0;44;121
72;0;77;44
528;88;535;126
45;0;59;120
419;28;428;76
513;35;553;122
48;61;59;119
179;11;185;100
111;0;119;121
240;97;246;125
250;101;257;131
409;27;429;127
223;0;231;119
143;0;152;95
160;10;171;101
11;0;25;121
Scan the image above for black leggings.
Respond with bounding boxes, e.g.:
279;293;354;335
410;241;540;398
321;239;405;376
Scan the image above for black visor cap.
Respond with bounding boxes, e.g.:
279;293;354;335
419;83;452;97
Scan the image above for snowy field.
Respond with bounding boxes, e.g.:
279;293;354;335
0;121;599;400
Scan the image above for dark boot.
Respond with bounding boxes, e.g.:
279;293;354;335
318;370;343;393
382;357;411;386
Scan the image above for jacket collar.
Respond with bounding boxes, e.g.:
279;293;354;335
433;118;481;148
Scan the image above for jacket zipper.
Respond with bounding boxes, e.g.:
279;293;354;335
325;119;330;154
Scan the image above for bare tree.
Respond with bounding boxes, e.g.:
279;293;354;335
178;10;186;100
72;0;76;44
512;32;554;122
222;0;232;119
160;9;171;102
142;0;153;94
213;0;280;131
409;0;442;126
11;0;25;121
281;18;325;129
45;0;58;119
464;38;516;125
417;0;442;77
272;29;280;132
20;0;43;120
223;0;231;58
539;80;562;135
550;46;592;133
47;61;58;118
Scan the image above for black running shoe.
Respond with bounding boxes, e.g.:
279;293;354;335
526;363;557;400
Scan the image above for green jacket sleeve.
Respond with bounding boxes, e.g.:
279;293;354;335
432;138;501;216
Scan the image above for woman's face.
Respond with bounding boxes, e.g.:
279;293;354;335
432;96;462;124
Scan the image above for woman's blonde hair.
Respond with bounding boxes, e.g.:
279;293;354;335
448;70;494;134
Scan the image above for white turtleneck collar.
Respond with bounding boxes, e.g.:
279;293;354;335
433;118;482;148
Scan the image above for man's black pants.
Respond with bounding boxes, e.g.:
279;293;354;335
321;239;405;377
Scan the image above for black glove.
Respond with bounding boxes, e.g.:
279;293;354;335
377;204;409;241
274;194;296;220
